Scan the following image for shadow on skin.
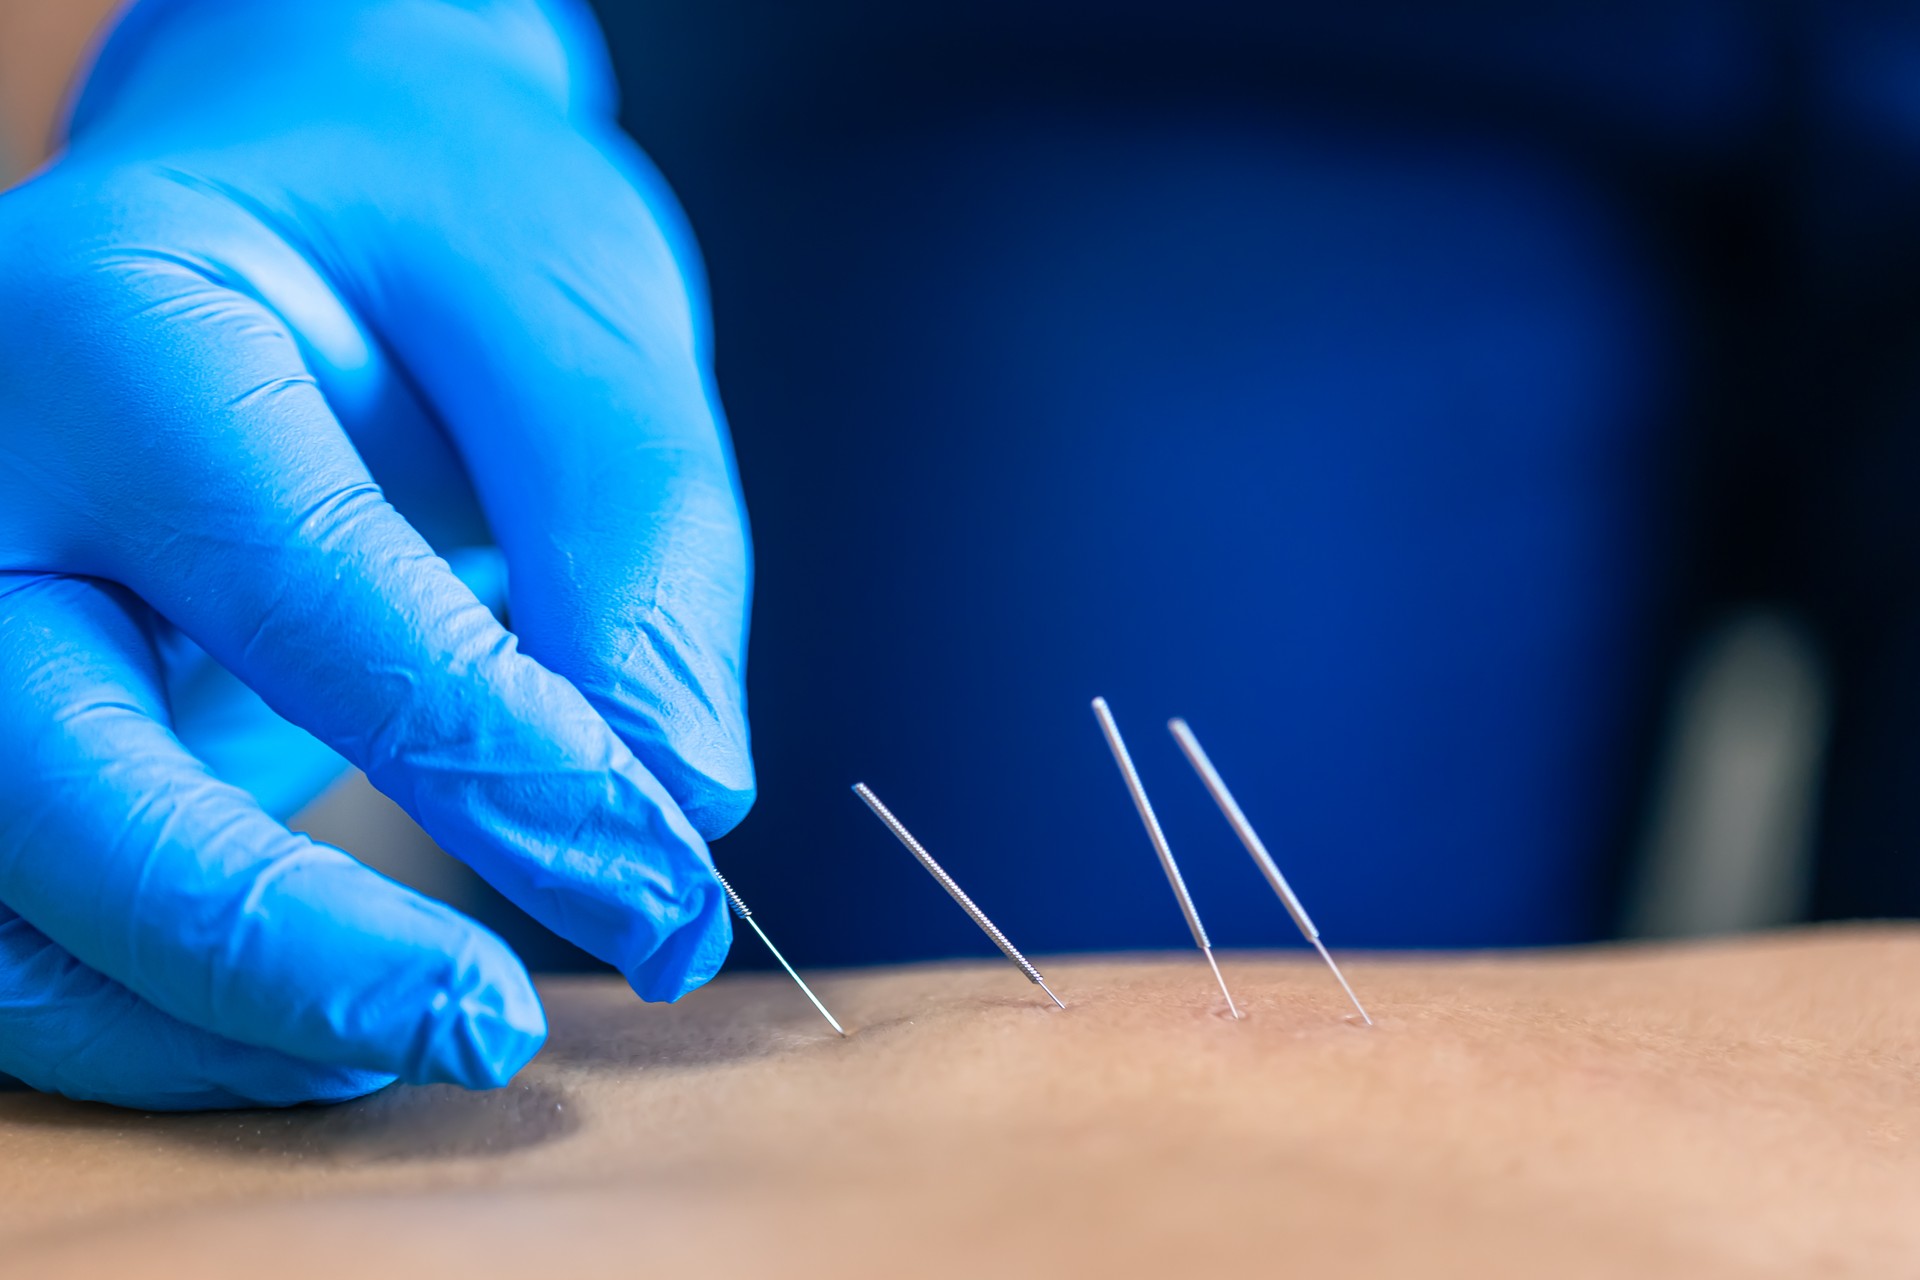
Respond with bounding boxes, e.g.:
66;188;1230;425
0;1078;578;1164
0;974;847;1153
533;974;848;1070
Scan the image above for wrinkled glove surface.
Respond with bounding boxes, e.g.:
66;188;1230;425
0;0;752;1108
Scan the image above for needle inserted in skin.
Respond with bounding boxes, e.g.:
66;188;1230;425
852;783;1066;1009
712;871;847;1036
1090;697;1241;1019
1168;718;1372;1025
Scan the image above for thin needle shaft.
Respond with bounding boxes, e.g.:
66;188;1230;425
713;871;847;1036
853;783;1066;1009
1090;698;1240;1019
1168;718;1371;1025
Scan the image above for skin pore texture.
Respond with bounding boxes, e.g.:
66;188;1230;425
1;926;1916;1278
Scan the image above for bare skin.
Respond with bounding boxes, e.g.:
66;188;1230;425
1;926;1916;1279
0;0;119;185
12;11;1914;1276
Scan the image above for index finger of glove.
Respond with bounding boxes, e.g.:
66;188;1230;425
367;129;755;842
0;217;729;1000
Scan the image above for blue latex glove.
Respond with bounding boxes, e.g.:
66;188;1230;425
0;0;753;1108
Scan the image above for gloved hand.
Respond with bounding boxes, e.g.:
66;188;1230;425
0;0;753;1109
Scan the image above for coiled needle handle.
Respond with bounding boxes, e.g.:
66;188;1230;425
713;871;847;1036
852;783;1066;1009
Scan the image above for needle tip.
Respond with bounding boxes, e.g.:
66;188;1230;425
1201;947;1241;1020
1310;938;1372;1026
1037;979;1066;1010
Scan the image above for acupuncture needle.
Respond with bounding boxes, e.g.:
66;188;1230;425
852;783;1067;1009
1090;697;1241;1019
712;870;847;1036
1168;718;1372;1026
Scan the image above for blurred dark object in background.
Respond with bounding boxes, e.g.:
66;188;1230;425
323;1;1920;970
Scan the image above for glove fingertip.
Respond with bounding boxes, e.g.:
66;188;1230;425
679;779;756;843
410;966;548;1090
623;897;732;1004
293;1068;400;1107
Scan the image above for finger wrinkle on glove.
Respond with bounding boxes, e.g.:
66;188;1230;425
571;611;753;838
226;482;395;672
586;606;748;736
0;913;80;1017
454;771;726;996
281;479;392;554
469;775;696;902
399;945;547;1088
222;371;323;416
0;909;393;1109
203;848;544;1087
350;640;612;795
47;693;161;734
609;610;720;724
545;268;659;358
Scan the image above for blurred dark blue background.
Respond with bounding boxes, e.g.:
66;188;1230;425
571;1;1920;968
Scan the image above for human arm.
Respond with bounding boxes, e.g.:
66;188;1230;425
2;931;1912;1276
